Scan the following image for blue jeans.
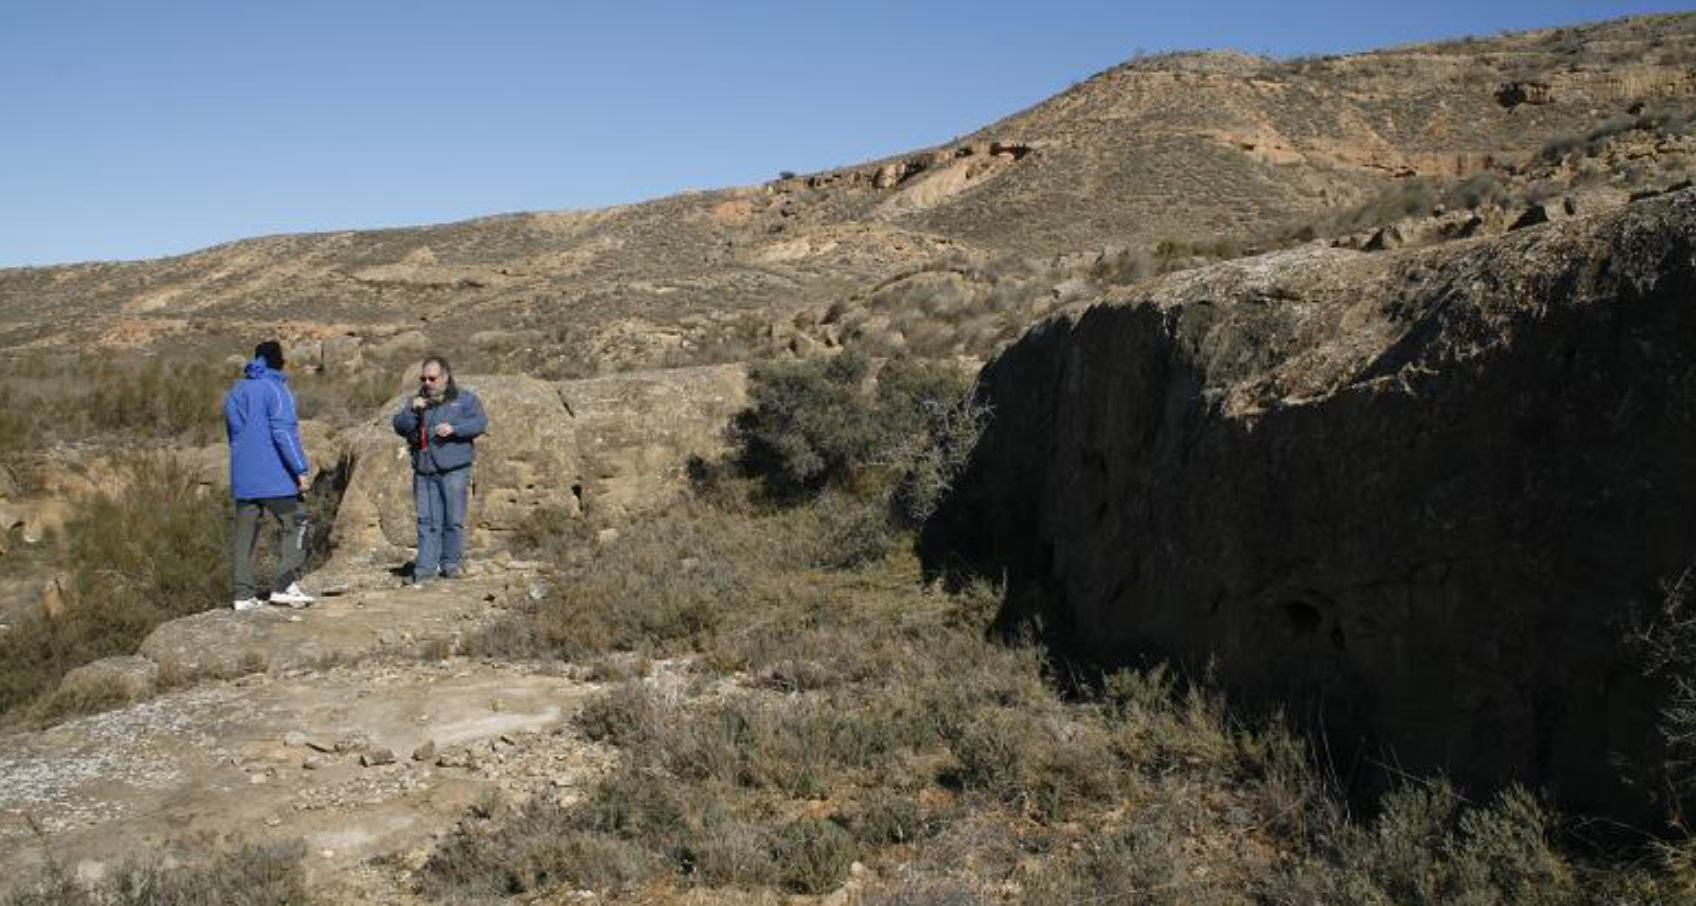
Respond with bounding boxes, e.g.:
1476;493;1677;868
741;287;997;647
414;467;470;579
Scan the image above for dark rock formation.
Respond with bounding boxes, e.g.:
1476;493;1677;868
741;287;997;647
925;190;1696;824
1495;80;1553;108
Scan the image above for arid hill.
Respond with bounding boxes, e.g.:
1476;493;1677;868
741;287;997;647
10;14;1696;903
1;14;1694;379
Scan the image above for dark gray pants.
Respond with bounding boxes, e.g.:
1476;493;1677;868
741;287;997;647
232;496;307;599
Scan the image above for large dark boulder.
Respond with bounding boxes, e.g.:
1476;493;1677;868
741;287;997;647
925;191;1696;824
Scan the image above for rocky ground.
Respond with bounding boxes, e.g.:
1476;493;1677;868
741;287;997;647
0;560;612;904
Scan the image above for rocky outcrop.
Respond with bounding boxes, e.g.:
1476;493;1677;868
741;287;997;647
560;364;747;520
925;190;1696;824
1494;80;1552;108
328;365;745;568
135;572;522;681
329;374;584;568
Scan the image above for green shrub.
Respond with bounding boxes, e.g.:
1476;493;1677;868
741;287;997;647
578;763;693;847
734;350;885;497
733;352;975;504
814;491;901;567
1102;663;1180;716
509;505;581;558
574;683;665;746
77;359;225;443
430;471;1664;905
949;706;1047;797
1537;133;1584;164
490;501;777;659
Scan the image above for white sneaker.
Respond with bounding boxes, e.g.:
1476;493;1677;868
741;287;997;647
232;597;263;612
269;583;316;608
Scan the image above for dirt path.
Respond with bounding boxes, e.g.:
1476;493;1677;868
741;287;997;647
0;566;608;904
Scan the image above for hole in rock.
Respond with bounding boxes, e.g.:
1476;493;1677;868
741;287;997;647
1278;600;1323;635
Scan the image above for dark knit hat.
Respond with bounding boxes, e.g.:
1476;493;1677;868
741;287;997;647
254;340;285;370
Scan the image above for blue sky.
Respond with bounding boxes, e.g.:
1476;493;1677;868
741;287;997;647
1;1;1688;267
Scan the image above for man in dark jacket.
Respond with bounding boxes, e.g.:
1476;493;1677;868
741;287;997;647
225;340;314;611
392;355;487;584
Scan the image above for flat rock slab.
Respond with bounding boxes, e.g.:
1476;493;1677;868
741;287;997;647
137;573;527;681
0;660;609;899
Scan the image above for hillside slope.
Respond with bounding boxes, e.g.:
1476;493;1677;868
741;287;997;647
1;14;1693;375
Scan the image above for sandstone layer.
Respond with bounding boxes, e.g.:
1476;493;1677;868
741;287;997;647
328;364;745;570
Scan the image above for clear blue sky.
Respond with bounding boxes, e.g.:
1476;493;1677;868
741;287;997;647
1;1;1686;267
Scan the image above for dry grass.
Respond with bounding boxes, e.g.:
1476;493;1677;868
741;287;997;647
428;470;1696;904
2;838;312;906
0;355;226;457
0;456;228;725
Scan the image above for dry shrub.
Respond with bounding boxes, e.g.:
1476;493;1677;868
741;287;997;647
291;367;400;426
860;879;992;906
1273;782;1579;906
418;795;659;901
467;498;823;661
948;705;1122;821
0;456;227;722
1020;800;1250;906
773;818;858;894
847;790;927;846
3;839;312;906
431;429;1655;906
26;673;132;726
0;356;226;456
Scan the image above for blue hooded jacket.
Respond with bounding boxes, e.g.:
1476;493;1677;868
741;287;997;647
225;358;310;500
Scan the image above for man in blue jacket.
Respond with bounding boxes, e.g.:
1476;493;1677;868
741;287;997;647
392;355;487;585
225;340;314;611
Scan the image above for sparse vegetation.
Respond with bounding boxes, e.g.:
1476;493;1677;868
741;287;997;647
425;360;1696;905
291;366;398;424
1635;563;1696;794
0;456;227;724
9;17;1696;904
2;838;312;906
0;355;226;456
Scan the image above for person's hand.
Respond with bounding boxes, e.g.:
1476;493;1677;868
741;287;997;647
297;474;310;494
412;396;428;410
434;423;454;438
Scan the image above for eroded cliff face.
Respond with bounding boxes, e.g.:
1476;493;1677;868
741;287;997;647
926;190;1696;823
